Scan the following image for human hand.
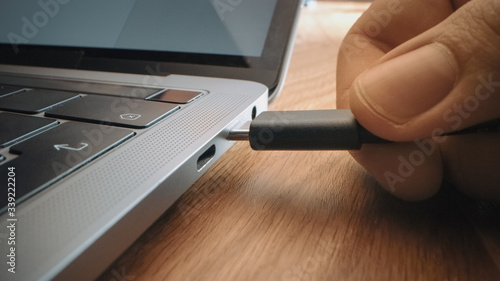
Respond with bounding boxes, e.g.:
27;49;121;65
336;0;500;201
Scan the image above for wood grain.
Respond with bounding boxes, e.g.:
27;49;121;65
97;3;500;281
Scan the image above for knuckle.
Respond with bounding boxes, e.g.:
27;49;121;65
437;0;500;69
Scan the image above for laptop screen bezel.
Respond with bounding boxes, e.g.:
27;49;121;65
0;0;303;94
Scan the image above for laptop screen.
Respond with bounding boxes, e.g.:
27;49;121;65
0;0;276;57
0;0;302;93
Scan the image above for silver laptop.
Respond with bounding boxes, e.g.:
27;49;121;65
0;1;303;280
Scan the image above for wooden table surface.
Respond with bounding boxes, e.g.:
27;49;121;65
98;2;500;281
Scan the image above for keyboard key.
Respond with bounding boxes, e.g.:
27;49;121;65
0;85;24;98
0;89;79;114
0;112;58;147
1;122;134;212
46;95;180;129
148;89;203;104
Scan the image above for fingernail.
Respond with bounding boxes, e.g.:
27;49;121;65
354;43;458;124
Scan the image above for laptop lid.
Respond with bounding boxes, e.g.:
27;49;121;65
0;0;302;100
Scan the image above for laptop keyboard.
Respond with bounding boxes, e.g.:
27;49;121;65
0;89;80;114
46;95;179;128
0;84;202;212
0;113;58;147
0;85;24;98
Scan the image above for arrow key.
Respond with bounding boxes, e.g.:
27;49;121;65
53;143;90;151
2;122;134;211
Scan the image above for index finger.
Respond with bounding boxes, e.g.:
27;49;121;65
336;0;457;108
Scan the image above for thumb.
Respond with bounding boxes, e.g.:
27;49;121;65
349;0;500;142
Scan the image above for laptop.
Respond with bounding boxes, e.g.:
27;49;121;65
0;0;303;280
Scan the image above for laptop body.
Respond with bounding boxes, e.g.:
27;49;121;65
0;1;303;280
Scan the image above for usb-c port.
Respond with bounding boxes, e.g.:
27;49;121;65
196;145;216;171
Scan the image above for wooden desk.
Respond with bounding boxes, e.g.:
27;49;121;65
98;2;500;280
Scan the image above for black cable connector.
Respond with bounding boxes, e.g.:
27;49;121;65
226;109;500;151
227;109;387;150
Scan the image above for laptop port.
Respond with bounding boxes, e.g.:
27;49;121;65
197;144;216;171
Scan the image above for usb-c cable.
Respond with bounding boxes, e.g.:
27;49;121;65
227;109;500;150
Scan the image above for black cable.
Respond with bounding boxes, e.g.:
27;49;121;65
226;109;500;150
